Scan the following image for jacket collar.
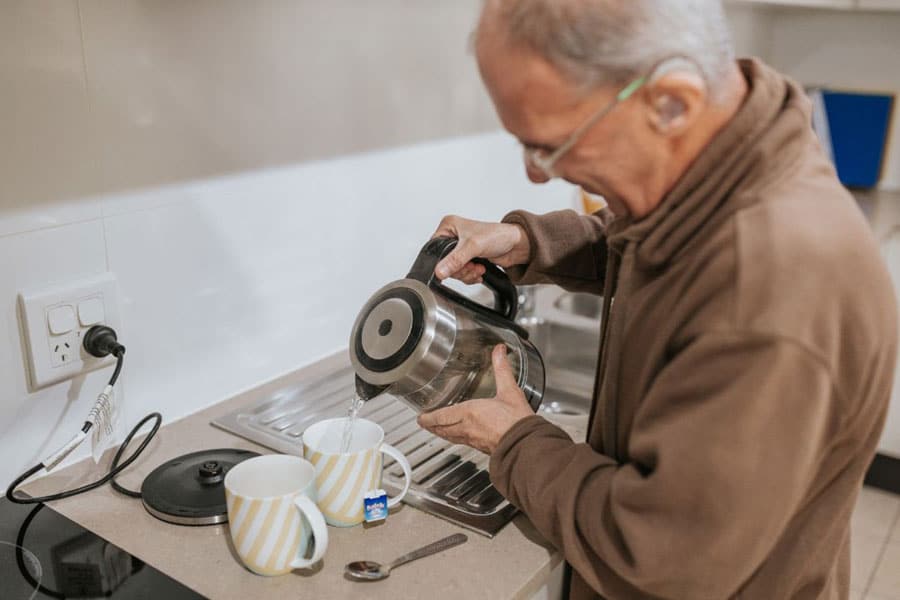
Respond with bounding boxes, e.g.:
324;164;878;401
606;59;810;268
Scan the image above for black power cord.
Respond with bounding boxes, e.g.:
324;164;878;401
6;326;161;504
15;504;63;599
13;413;160;599
6;411;163;504
6;325;164;598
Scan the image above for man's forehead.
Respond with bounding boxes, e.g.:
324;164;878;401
478;31;577;104
476;33;587;142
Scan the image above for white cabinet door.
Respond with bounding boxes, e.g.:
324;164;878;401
879;226;900;458
857;0;900;10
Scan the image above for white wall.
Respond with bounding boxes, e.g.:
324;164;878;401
877;197;900;458
1;0;498;217
724;3;777;59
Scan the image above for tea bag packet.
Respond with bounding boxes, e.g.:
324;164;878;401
363;489;389;523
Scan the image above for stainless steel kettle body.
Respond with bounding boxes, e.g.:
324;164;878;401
349;237;545;413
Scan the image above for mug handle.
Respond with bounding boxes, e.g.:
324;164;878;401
381;444;412;508
290;495;329;569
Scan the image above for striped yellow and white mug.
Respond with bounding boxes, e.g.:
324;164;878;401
303;417;412;527
224;454;329;576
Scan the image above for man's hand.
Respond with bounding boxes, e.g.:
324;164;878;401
417;344;535;455
432;215;531;284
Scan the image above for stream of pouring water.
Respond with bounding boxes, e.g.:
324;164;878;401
340;394;365;453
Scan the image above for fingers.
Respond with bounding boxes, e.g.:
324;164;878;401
431;215;526;280
417;405;466;429
435;240;478;280
492;344;518;394
433;215;486;281
454;262;486;285
417;404;486;452
416;398;522;455
432;215;462;240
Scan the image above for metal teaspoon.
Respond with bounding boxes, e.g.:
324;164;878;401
345;533;469;581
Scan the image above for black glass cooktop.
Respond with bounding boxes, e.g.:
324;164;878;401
0;497;206;599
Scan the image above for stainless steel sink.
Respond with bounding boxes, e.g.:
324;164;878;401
212;285;601;537
520;286;601;419
553;291;604;320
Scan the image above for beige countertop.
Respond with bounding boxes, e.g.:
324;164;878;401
25;356;586;600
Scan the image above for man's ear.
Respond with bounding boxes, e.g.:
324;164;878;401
645;70;707;135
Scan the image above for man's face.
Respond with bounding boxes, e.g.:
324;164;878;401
476;28;662;216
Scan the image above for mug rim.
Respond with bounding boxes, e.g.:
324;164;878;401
302;417;384;455
224;454;316;500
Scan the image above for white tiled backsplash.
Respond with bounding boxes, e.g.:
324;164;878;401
0;132;573;491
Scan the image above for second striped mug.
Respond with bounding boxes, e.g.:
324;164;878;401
224;454;329;576
303;417;412;527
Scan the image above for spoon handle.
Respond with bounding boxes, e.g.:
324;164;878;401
388;533;468;571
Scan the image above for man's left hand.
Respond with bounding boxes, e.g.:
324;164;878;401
417;344;535;455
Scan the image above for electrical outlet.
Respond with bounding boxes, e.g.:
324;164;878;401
49;332;79;367
18;273;122;391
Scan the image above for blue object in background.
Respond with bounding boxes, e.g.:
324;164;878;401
820;90;895;189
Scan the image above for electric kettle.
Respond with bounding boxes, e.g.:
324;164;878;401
349;237;545;413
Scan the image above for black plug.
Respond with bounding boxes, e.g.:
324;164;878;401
83;325;126;358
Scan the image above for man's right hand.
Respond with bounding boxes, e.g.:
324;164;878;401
431;215;531;284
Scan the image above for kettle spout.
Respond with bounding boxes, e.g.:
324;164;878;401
355;375;389;401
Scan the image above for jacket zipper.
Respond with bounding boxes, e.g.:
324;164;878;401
587;245;621;457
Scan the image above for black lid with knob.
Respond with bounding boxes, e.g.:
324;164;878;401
141;448;260;526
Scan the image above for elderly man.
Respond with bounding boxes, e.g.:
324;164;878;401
417;1;898;599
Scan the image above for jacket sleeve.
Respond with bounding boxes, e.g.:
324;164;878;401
501;208;612;293
489;331;840;599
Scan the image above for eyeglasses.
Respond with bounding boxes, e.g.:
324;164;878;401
523;75;647;180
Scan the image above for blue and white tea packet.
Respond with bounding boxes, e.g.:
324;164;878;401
363;489;389;523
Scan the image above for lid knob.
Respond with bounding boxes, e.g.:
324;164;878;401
198;461;225;485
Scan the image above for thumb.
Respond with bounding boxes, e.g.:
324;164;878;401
435;241;475;280
492;344;518;395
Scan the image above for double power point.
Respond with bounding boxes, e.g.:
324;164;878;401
18;273;122;391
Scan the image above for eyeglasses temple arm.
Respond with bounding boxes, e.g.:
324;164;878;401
543;75;647;167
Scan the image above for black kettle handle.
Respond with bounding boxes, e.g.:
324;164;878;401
407;237;519;322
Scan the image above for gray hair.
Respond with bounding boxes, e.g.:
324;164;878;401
480;0;736;102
